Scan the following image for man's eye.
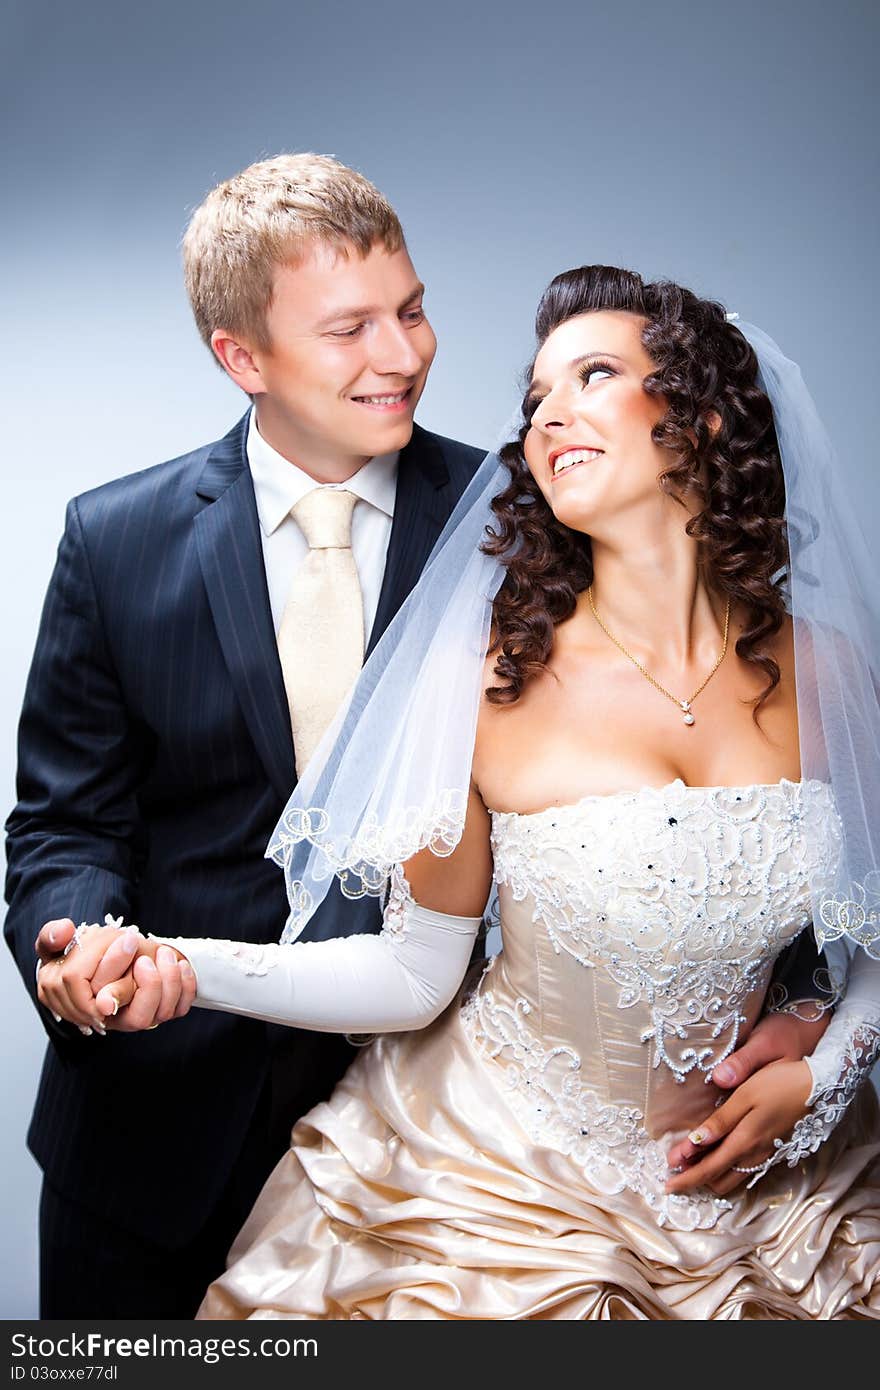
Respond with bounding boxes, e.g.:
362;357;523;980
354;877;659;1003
331;325;364;339
402;307;425;323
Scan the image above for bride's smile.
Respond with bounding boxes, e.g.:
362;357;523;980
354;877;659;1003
523;310;675;540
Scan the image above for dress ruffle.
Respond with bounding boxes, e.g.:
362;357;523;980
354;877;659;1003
199;1002;880;1321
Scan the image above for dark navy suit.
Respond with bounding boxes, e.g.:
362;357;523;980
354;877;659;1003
5;413;485;1316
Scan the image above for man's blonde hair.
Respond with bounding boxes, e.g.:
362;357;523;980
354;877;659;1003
182;153;404;354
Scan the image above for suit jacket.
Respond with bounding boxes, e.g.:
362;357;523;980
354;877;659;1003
4;413;486;1248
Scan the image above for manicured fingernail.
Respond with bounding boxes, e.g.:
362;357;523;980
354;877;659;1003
110;994;120;1017
78;1025;93;1036
668;1164;685;1174
93;1023;107;1036
714;1063;735;1084
688;1129;707;1145
52;1012;62;1023
180;962;193;979
157;946;176;966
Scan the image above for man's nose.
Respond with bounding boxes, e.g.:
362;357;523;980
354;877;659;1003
369;318;424;375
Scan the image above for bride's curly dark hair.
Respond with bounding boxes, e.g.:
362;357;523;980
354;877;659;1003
482;265;789;719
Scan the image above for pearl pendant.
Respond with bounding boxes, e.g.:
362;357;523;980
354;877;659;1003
681;701;695;726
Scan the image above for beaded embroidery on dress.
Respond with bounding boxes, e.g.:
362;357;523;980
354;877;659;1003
461;778;841;1228
200;778;880;1320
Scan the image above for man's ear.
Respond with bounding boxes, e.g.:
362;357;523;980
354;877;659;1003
211;328;267;396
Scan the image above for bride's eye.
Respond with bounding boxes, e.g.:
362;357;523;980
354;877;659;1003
578;360;616;387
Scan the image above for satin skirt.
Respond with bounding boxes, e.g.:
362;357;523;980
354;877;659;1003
198;1000;880;1320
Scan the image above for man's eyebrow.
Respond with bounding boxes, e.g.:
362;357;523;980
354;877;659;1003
529;351;626;395
315;283;425;331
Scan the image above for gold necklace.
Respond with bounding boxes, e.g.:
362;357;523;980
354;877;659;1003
587;587;732;726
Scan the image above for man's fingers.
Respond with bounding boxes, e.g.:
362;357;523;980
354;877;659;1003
113;957;162;1032
96;976;137;1019
172;961;197;1020
57;934;122;1023
47;928;134;1027
712;1010;828;1088
711;1031;781;1087
35;918;76;964
153;946;183;1023
91;932;140;992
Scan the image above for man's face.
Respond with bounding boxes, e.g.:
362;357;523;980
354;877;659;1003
251;239;437;475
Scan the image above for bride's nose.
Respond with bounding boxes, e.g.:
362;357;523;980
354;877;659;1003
531;384;575;433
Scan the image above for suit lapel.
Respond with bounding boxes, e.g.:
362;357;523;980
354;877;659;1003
366;425;454;658
194;416;296;801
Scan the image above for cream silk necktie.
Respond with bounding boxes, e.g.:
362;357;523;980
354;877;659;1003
278;488;365;777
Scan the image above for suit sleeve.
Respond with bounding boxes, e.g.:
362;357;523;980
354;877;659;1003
4;497;149;1044
765;929;838;1017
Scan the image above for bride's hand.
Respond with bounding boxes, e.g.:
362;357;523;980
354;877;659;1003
664;1058;813;1197
93;939;196;1032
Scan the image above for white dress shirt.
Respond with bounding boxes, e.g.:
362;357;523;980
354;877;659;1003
246;410;398;640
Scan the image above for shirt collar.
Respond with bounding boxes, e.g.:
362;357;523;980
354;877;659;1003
247;409;398;537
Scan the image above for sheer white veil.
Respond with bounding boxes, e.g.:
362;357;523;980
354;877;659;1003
267;318;880;967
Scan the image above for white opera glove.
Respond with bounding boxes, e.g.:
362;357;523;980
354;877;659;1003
149;869;481;1034
746;946;880;1186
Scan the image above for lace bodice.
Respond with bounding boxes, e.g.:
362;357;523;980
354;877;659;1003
461;778;842;1229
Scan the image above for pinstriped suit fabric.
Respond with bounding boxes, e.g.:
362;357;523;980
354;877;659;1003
5;412;485;1251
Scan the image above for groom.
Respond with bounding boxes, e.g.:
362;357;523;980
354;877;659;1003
5;153;831;1318
5;154;486;1318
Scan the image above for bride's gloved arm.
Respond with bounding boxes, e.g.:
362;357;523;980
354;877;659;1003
149;784;494;1035
751;945;880;1180
150;878;480;1033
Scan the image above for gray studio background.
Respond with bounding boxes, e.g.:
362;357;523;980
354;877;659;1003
2;0;877;1317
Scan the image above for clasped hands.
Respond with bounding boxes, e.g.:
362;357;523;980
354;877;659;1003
35;918;195;1035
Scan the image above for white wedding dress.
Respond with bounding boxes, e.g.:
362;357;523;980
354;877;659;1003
180;778;880;1319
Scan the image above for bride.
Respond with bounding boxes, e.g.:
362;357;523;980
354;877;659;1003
45;266;880;1318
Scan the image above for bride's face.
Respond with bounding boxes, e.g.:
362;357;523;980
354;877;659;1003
523;311;671;538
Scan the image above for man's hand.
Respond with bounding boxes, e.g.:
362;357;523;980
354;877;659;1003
93;942;196;1032
707;1008;830;1090
665;1008;828;1188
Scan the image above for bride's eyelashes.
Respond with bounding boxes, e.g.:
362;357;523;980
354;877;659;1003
523;358;619;422
576;358;617;387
